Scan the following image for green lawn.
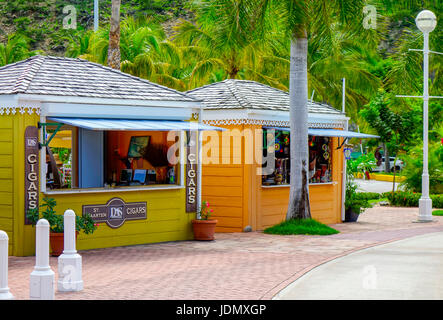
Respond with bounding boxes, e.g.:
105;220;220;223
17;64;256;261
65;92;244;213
264;218;340;236
432;210;443;216
368;197;388;205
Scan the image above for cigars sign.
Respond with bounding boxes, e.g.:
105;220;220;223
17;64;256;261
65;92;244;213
83;198;147;229
186;147;197;213
25;126;39;225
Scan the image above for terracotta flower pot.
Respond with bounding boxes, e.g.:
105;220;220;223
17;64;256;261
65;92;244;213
191;219;218;241
49;231;79;257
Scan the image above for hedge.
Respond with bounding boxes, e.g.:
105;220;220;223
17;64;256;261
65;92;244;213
384;191;443;208
354;192;382;200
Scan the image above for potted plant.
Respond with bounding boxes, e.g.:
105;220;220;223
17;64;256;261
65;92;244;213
26;197;98;256
344;165;371;222
191;201;217;240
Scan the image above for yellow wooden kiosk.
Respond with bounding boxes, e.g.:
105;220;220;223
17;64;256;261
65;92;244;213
0;55;221;256
187;80;377;232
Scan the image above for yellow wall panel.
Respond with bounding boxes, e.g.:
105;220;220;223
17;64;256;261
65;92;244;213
0;218;12;232
0;155;12;167
0;129;13;142
0;142;12;155
0;118;13;128
0;168;12;179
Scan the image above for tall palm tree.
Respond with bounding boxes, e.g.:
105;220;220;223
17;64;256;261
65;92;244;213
108;0;121;69
253;0;376;220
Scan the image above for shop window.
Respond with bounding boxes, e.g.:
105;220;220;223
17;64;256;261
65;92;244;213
46;127;75;190
46;125;180;191
261;129;332;186
308;136;332;183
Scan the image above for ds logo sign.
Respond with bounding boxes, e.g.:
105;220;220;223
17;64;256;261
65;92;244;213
83;198;147;229
110;206;123;219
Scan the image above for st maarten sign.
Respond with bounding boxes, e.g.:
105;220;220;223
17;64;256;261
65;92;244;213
83;197;147;229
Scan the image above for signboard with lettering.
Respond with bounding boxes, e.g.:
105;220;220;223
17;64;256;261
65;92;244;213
25;126;39;225
83;198;147;229
186;146;197;213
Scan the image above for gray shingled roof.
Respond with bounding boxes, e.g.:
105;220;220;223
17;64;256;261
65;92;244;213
186;79;342;114
0;55;197;102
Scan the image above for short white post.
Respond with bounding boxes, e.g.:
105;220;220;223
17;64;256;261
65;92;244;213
58;209;83;292
30;219;54;300
0;231;13;300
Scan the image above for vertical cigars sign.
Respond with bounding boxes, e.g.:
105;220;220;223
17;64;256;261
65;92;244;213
186;143;197;213
25;126;39;224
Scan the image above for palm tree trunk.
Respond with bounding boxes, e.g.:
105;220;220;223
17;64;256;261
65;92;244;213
286;37;311;220
383;143;390;172
107;0;121;70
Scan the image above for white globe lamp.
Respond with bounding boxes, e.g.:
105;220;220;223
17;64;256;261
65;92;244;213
415;10;437;33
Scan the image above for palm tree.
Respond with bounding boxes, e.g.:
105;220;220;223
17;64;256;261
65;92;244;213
307;24;381;123
253;0;376;220
108;0;121;70
66;30;94;58
173;0;288;90
68;16;192;91
0;34;35;67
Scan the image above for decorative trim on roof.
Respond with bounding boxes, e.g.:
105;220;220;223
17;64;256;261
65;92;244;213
0;106;41;116
203;118;345;129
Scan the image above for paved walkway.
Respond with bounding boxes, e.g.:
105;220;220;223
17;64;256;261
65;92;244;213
274;231;443;300
6;206;443;300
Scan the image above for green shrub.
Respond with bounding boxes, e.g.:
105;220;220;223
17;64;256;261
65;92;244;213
354;192;382;200
27;197;98;234
400;142;443;194
385;191;443;208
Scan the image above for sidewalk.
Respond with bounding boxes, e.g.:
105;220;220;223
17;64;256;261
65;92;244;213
273;231;443;300
7;206;443;300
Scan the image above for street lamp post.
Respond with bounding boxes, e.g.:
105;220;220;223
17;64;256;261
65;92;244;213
416;10;437;222
94;0;99;32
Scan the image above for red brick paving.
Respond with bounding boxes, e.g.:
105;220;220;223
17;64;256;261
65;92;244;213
6;206;443;300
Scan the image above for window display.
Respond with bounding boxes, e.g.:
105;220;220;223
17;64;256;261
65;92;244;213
46;125;180;191
262;129;332;186
308;136;332;183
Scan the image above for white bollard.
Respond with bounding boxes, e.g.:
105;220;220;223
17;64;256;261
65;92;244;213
30;219;55;300
58;209;83;292
0;230;13;299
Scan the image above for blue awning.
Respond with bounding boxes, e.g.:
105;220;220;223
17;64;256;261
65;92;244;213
263;126;379;139
48;117;225;131
307;128;379;139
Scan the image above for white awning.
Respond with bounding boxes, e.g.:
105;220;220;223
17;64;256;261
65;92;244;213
48;117;225;131
263;127;379;139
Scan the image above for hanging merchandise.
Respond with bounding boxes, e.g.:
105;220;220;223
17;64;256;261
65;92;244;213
284;135;289;145
309;137;315;147
275;138;283;153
